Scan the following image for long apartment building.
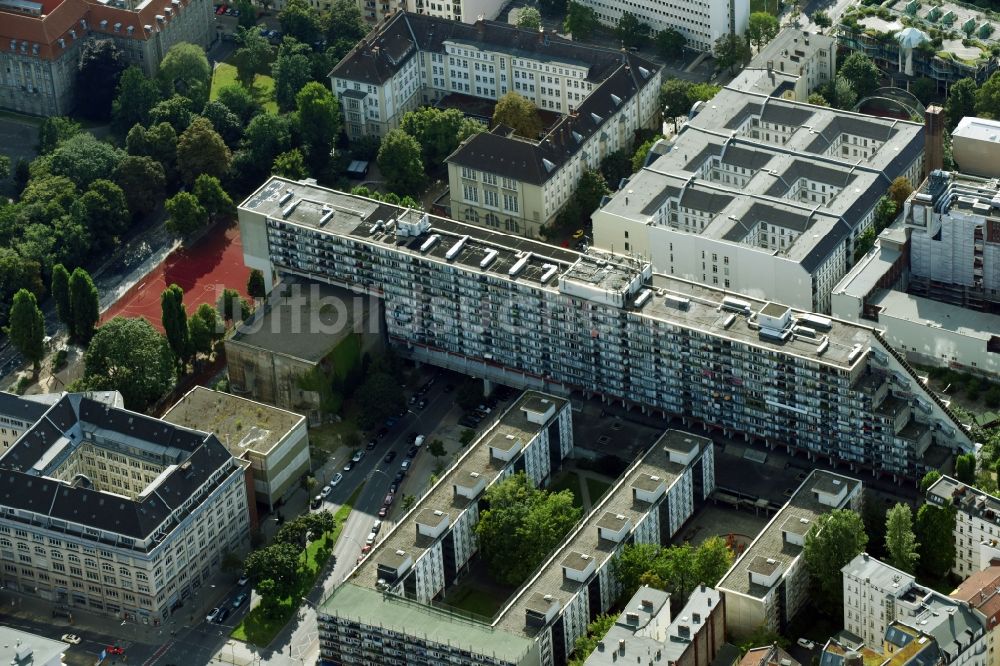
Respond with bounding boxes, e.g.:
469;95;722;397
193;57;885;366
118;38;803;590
0;0;214;117
833;169;1000;377
592;86;925;314
329;13;661;237
238;176;974;480
318;427;714;666
927;475;1000;578
718;470;862;637
576;0;748;52
842;554;988;666
0;393;251;624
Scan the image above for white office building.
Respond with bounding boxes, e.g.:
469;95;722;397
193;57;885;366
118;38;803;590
577;0;748;52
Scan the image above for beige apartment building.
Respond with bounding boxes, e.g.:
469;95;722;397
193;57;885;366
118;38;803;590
0;393;251;624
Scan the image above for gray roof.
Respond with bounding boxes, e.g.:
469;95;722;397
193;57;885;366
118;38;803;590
0;391;49;424
0;626;68;666
0;394;239;543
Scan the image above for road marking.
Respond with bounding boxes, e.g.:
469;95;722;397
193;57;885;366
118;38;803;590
142;640;174;666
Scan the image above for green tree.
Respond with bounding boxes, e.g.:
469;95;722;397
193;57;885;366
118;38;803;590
812;10;832;28
833;76;858;110
36;116;82;154
272;38;314;112
243;113;293;167
272;149;309;179
355;372;405;429
564;2;599;39
632;137;660;171
977;71;1000;120
76;39;126;120
400;107;486;166
7;289;45;373
920;470;941;494
493;92;543;138
323;0;367;44
747;12;780;51
113;156;166;217
460;429;476;446
888;177;914;211
82;317;174;411
946;78;978;130
48;134;124;189
803;509;867;617
576;169;611;221
217;287;246;323
956;453;977;484
475;472;582;586
615;12;651;48
111;66;161;135
568;614;617;664
280;0;320;45
714;33;751;73
0;155;7;182
193;174;235;221
51;263;71;328
189;302;223;355
244;541;301;601
915;502;956;577
655;27;686;59
177;116;232;185
428;439;446;457
199;100;243;147
377;130;426;196
853;227;876;261
659;78;694;118
839;52;881;100
885;503;919;573
157;42;212;109
614;542;661;601
79;179;130;251
165;192;209;235
808;92;830;106
874;196;897;233
233;27;275;87
68;267;99;343
910;77;937;105
222;551;244;574
236;0;256;29
517;6;541;29
295;81;341;168
217;83;262;124
247;269;266;300
161;283;190;363
126;122;178;178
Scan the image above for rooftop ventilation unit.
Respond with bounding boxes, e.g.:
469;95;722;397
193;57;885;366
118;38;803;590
420;234;440;253
665;294;690;310
721;296;751;313
445;235;468;260
540;264;558;283
319;207;334;226
278;189;294;205
509;252;531;277
281;200;299;217
633;289;652;307
480;249;498;269
847;344;864;363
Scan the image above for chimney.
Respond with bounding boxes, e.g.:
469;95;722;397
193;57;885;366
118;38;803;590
537;26;544;44
924;104;944;176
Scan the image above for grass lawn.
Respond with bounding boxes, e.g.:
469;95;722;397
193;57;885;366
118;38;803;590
309;420;362;456
585;477;612;503
231;485;363;645
749;0;781;15
440;568;513;619
547;470;583;508
210;62;278;114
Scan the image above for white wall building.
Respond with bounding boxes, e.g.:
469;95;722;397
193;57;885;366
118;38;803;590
718;470;863;638
728;30;836;102
592;87;925;314
953;116;1000;179
843;553;918;651
927;475;1000;578
577;0;748;52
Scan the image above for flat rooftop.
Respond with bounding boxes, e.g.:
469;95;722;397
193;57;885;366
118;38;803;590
343;391;567;590
843;553;915;591
229;279;371;363
833;240;902;300
718;470;860;598
0;626;67;666
872;288;1000;342
494;430;711;638
241;178;882;370
161;386;304;457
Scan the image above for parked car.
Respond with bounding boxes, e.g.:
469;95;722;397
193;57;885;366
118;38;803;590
408;395;418;405
366;438;377;450
383;450;397;464
797;639;816;651
406;446;418;459
310;495;322;509
366;531;377;545
352;450;365;463
400;460;411;473
384;492;394;506
232;592;248;609
417;398;428;410
372;519;382;534
320;484;332;498
378;506;388;517
385;417;398;428
376;427;389;439
330;472;343;487
343;460;354;472
413;435;425;447
389;482;398;494
238;573;249;586
361;544;372;555
206;607;222;623
394;471;405;484
231;8;239;15
61;634;82;645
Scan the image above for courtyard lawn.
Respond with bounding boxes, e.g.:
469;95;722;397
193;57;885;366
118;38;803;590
440;568;514;619
585;477;612;503
210;63;278;114
231;485;362;645
547;470;584;508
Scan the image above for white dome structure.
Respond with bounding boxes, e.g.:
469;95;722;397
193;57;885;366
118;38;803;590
895;26;930;75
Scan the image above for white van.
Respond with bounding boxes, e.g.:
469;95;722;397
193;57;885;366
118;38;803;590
413;435;425;447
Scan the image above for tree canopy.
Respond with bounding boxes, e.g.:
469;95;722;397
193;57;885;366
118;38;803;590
111;66;162;136
493;92;543;139
888;176;913;210
161;283;190;363
272;38;314;113
279;0;320;45
165;192;209;235
517;7;541;29
655;27;686;59
615;12;651;48
68;267;99;343
355;371;405;430
47;134;125;189
803;509;867;617
400;107;485;166
37;117;82;155
7;289;45;373
295;82;341;169
885;503;919;573
946;78;977;130
233;27;275;87
475;472;582;586
158;42;212;109
376;130;426;196
713;34;751;73
915;502;955;578
747;12;780;51
564;2;599;39
839;52;881;100
82;317;175;411
113;156;166;217
614;538;734;604
177;116;231;185
272;149;309;180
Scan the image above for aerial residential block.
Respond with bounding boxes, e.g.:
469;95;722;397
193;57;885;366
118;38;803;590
927;475;1000;578
728;30;836;102
718;470;862;637
0;393;251;624
0;0;214;116
239;177;973;480
592;86;925;314
318;427;714;666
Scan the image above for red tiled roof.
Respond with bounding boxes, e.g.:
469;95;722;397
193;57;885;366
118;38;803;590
952;565;1000;627
0;0;195;61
